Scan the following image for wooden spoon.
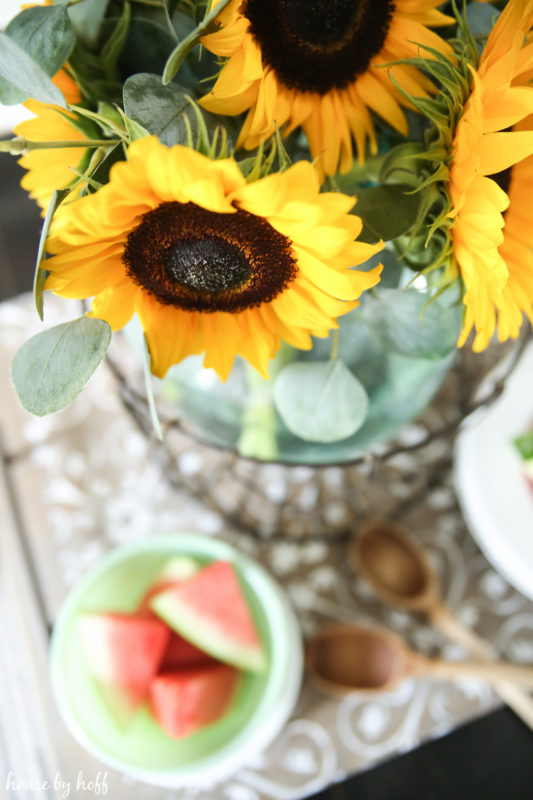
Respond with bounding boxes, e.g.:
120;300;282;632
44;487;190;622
306;623;533;696
349;518;533;728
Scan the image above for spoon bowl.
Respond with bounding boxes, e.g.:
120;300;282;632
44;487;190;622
306;622;533;696
348;517;533;729
306;624;406;694
350;518;439;612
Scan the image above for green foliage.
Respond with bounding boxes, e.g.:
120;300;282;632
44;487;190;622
33;188;71;321
123;73;225;152
118;16;177;79
11;318;111;416
82;143;125;193
68;0;110;49
362;288;459;359
513;432;533;462
162;0;233;85
273;359;369;443
466;2;500;40
101;1;131;82
353;184;425;244
0;5;75;105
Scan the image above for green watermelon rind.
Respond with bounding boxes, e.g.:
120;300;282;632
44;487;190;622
150;590;267;674
156;556;199;582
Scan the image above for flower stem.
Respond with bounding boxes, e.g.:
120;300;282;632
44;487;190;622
0;138;120;155
237;343;296;461
330;329;340;360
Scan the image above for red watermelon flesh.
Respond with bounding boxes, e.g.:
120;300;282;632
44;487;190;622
150;664;240;739
150;561;267;673
161;632;215;670
78;613;170;709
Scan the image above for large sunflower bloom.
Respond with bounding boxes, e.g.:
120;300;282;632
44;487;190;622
14;68;86;212
448;0;533;350
200;0;453;178
43;136;383;380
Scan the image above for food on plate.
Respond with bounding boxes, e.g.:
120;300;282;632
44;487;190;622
137;555;199;614
513;429;533;492
78;558;265;737
78;612;170;726
150;561;267;673
150;664;240;739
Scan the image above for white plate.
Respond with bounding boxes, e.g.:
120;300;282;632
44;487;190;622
454;341;533;600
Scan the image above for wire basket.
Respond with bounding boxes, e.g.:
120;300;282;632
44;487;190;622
106;332;530;541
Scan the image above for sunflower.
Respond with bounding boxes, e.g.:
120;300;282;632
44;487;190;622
448;0;533;351
14;68;87;212
199;0;453;178
43;136;383;380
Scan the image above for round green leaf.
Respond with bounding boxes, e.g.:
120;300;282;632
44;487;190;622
11;318;111;416
0;32;67;107
0;6;74;105
350;184;424;244
273;359;369;443
362;288;459;359
123;73;222;148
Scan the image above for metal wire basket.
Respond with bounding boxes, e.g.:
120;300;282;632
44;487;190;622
106;332;530;541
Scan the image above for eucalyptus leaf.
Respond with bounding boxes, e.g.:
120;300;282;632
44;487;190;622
466;2;499;39
273;359;369;443
118;17;177;78
0;32;66;107
11;318;111;416
362;288;459;359
353;184;424;243
0;6;75;105
303;314;387;393
68;0;110;48
123;73;219;146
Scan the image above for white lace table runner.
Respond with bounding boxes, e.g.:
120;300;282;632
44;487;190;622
2;294;533;800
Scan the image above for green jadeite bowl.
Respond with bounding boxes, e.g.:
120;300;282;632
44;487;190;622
50;534;303;788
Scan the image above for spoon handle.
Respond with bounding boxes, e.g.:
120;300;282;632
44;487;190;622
430;604;533;729
412;654;533;688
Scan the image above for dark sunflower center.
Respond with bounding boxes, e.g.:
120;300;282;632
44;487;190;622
243;0;395;95
163;238;251;293
123;202;298;313
283;0;359;49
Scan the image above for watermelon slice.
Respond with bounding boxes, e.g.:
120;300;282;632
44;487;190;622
161;632;215;670
138;556;199;615
150;561;267;673
78;613;170;722
150;664;240;739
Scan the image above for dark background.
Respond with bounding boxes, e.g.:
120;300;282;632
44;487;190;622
2;149;533;800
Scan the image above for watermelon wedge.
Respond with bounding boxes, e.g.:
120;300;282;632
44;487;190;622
78;613;170;722
137;556;199;615
161;632;215;670
150;561;267;673
150;664;239;739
